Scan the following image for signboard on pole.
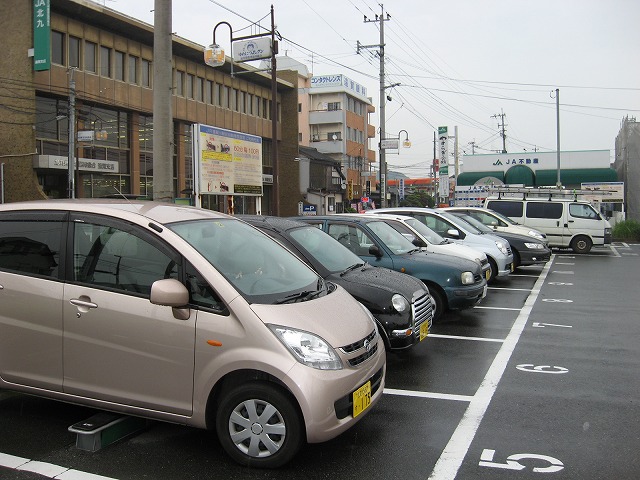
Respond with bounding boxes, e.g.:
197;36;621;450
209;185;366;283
438;126;449;198
232;38;272;62
33;0;51;71
196;124;263;196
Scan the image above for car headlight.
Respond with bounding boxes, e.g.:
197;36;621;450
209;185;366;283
495;240;509;255
524;242;545;249
268;325;343;370
391;294;410;313
461;271;475;285
528;230;545;240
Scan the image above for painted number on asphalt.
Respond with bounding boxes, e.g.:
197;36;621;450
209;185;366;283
532;322;572;328
516;364;569;374
542;298;573;303
480;449;564;473
548;282;573;286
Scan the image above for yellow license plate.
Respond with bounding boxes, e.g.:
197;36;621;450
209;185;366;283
485;269;491;280
352;381;372;418
419;321;429;341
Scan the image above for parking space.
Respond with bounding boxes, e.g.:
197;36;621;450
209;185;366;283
1;244;639;479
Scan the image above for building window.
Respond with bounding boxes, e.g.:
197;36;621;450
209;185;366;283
328;102;340;111
215;83;222;106
196;77;203;102
238;91;245;113
205;80;213;104
298;103;302;113
51;31;64;65
186;74;194;99
248;94;254;115
69;36;81;68
175;71;184;96
84;41;96;73
115;51;125;81
223;86;230;109
128;55;138;84
141;59;152;87
231;88;237;111
100;46;111;78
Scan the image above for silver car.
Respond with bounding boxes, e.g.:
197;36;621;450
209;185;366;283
0;200;386;468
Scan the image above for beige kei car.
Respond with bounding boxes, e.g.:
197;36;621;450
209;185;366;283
0;200;386;468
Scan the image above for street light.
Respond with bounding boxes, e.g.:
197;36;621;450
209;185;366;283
204;7;280;215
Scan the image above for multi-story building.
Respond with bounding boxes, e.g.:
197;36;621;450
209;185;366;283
277;56;377;211
0;0;303;216
615;116;640;222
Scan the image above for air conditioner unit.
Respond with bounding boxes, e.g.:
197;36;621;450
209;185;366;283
312;134;320;141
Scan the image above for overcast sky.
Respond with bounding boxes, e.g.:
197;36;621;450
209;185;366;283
103;0;640;177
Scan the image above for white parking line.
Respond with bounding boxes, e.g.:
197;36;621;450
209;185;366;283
428;334;504;343
488;287;536;292
0;452;117;480
473;306;521;311
428;255;554;480
384;388;473;403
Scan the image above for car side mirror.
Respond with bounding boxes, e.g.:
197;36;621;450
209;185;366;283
368;244;383;258
446;228;461;239
150;278;190;320
412;238;426;247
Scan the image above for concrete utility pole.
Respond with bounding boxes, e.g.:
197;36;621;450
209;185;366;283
492;109;507;153
270;5;279;215
359;5;391;207
153;0;174;202
555;88;561;187
67;68;76;198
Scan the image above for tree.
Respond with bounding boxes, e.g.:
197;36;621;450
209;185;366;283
400;191;435;208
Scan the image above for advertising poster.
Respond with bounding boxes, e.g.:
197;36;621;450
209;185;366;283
197;124;263;196
438;126;449;198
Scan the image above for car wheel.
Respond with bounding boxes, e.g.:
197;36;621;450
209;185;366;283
571;235;592;254
216;381;303;468
512;250;521;269
487;257;498;283
427;286;445;322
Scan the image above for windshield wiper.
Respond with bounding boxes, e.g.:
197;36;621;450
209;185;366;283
275;279;325;304
340;263;365;276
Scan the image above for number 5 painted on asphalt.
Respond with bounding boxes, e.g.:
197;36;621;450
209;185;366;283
480;449;564;473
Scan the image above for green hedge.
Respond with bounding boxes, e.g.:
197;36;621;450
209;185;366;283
612;220;640;241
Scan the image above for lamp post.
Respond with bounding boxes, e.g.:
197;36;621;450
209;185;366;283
205;6;280;215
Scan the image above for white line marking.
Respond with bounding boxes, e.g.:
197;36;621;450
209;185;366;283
488;287;536;292
384;388;473;403
429;334;504;343
0;452;118;480
473;306;521;311
428;255;554;480
508;274;540;278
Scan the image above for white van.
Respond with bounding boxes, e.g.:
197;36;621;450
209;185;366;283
484;197;612;253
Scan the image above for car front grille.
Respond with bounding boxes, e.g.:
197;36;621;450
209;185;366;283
340;329;379;367
412;292;433;339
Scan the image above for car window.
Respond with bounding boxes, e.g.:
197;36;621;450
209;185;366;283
327;223;374;257
74;222;178;296
185;262;227;314
0;218;63;278
487;200;523;218
366;221;415;255
289;225;363;272
526;202;563;219
569;203;600;220
404;218;445;244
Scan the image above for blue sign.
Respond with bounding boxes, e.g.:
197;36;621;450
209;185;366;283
302;205;317;215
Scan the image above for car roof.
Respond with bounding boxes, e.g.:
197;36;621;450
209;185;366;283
0;199;230;225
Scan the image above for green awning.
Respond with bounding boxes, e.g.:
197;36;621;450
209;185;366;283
535;168;617;187
457;171;505;186
505;165;535;186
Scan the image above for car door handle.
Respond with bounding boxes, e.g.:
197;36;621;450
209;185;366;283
70;298;98;309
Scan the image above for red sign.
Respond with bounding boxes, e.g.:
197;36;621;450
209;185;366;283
361;196;370;203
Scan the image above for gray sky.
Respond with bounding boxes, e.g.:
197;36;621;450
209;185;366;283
104;0;640;177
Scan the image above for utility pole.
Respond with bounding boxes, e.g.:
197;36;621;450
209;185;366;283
68;68;76;198
492;109;507;153
270;5;279;215
469;140;476;155
359;5;391;207
555;88;561;187
454;125;459;179
153;0;173;202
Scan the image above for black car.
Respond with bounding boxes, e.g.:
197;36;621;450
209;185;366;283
239;215;433;351
449;212;551;268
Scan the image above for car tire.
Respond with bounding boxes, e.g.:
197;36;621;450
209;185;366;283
427;286;445;322
487;257;498;283
216;381;303;468
571;235;592;254
512;250;521;269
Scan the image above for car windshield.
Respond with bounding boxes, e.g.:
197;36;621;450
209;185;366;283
168;218;321;303
454;213;494;234
439;211;482;234
403;217;447;245
488;209;518;225
288;225;364;273
367;220;418;255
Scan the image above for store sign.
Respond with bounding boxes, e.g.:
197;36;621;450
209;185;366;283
33;0;50;71
197;124;263;196
34;155;119;173
438;126;449;198
232;38;272;62
381;139;399;150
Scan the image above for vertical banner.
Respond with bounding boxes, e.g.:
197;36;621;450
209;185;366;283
33;0;51;71
399;178;405;200
438;126;449;199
